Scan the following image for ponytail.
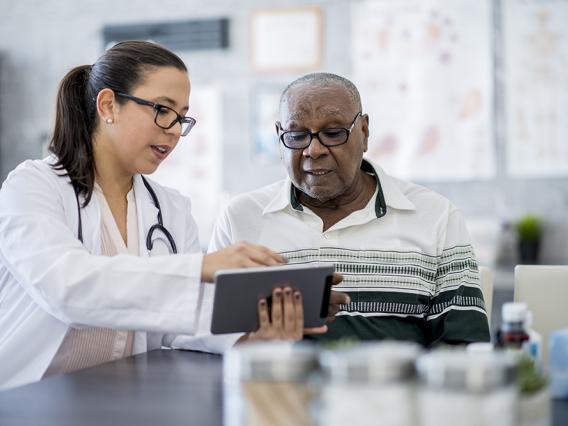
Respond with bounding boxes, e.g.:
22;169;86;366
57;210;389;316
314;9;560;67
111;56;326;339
48;65;96;207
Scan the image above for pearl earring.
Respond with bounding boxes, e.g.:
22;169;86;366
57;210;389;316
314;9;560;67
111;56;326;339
105;118;113;124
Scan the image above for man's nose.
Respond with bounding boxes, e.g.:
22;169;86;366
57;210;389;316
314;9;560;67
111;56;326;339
303;134;329;158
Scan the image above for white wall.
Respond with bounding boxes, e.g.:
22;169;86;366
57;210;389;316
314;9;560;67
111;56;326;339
1;0;567;262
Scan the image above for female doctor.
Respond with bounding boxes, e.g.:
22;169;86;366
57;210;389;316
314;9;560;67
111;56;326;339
0;41;320;390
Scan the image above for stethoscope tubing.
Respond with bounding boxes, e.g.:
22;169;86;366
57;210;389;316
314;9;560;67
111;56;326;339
74;176;177;254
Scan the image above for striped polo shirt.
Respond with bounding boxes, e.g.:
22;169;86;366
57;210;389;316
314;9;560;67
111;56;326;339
207;159;490;347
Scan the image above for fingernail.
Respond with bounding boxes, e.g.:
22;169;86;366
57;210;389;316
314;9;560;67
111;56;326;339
294;292;301;300
274;289;281;297
259;299;266;306
284;288;292;296
345;296;351;304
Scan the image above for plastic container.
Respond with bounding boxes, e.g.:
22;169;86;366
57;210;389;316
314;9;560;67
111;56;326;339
417;350;518;426
317;341;421;426
523;311;542;364
223;342;318;426
549;329;568;399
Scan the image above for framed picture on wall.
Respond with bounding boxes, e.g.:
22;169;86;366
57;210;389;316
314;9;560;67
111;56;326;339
251;6;323;72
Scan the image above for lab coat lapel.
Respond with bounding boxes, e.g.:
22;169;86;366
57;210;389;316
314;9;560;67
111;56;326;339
131;175;157;353
133;174;159;258
81;197;102;255
65;180;102;255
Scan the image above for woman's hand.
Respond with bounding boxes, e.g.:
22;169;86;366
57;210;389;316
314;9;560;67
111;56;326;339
201;241;286;282
237;286;327;344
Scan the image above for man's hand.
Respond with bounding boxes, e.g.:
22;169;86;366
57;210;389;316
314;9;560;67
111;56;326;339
201;241;286;282
326;273;350;323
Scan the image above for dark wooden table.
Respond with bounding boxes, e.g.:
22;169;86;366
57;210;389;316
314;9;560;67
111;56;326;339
0;349;566;426
0;350;223;426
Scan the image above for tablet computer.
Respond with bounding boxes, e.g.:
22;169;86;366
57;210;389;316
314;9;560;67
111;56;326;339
211;263;335;334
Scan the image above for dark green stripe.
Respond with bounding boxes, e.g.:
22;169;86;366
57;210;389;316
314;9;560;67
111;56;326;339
428;310;490;345
355;290;430;305
305;316;430;346
429;286;486;316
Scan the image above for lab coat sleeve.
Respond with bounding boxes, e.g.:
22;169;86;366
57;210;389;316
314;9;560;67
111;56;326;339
0;163;203;335
170;206;243;353
426;208;491;345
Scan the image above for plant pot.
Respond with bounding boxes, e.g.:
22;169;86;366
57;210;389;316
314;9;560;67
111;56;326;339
518;388;551;426
519;240;540;264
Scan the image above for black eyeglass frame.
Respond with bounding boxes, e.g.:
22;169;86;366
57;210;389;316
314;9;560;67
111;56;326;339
276;111;363;150
115;92;196;137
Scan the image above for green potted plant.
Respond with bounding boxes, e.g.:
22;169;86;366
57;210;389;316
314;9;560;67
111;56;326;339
515;215;543;264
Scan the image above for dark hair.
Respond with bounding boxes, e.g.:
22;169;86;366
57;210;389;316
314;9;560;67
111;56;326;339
279;72;362;112
48;40;187;206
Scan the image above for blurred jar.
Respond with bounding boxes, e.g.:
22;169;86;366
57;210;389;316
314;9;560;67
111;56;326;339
549;329;568;399
224;342;318;426
496;302;530;350
417;350;517;426
317;341;422;426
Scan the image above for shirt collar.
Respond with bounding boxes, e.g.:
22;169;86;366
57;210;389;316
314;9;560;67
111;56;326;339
367;159;416;212
262;178;296;215
262;158;415;216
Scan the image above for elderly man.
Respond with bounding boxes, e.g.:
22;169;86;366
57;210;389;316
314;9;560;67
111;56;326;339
182;73;489;351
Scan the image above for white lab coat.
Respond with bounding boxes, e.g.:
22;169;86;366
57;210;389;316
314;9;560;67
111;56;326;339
0;157;205;389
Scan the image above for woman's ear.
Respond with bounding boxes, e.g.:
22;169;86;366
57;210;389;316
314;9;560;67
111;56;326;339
96;88;118;124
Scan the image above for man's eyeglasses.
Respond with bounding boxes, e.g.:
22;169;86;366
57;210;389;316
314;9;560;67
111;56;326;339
276;112;362;150
115;92;196;137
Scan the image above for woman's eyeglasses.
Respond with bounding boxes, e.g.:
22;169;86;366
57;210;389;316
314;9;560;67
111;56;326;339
115;92;196;137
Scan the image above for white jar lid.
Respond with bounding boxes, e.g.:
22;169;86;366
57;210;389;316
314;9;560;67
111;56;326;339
319;341;422;383
417;350;516;392
224;342;318;382
501;302;528;323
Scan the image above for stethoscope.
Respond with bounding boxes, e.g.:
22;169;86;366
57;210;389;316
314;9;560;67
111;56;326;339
74;176;177;254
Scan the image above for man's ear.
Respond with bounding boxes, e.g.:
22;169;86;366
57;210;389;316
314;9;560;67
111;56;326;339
275;122;283;159
361;113;370;152
96;88;118;123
